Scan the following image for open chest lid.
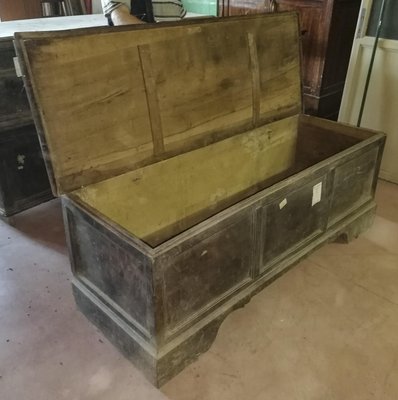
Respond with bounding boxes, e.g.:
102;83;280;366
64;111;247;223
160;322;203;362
14;12;302;195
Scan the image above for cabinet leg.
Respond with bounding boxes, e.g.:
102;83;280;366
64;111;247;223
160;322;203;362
333;206;376;244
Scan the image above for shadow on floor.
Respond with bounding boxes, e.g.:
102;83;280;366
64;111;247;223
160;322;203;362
376;179;398;224
11;198;67;255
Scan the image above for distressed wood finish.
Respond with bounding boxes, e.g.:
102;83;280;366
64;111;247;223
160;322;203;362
219;0;361;120
15;14;385;386
75;116;298;246
0;38;31;131
0;16;107;218
0;125;52;217
0;38;52;217
16;13;301;194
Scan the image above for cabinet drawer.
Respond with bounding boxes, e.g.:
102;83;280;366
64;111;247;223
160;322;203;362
261;176;328;270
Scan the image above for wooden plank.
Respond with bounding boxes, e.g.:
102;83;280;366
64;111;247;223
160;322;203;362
138;44;165;156
247;32;260;127
256;15;301;122
15;13;302;194
299;114;381;140
75;116;298;246
21;34;155;194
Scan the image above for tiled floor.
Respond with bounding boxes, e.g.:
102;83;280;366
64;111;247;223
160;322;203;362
0;180;397;400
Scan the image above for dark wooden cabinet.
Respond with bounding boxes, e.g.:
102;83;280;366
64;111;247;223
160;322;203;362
219;0;272;16
0;0;42;21
219;0;361;120
0;38;52;217
0;16;106;218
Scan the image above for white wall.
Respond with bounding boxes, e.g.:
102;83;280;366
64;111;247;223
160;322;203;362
92;0;102;14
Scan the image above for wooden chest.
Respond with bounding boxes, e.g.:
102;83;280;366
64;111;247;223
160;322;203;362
15;13;385;386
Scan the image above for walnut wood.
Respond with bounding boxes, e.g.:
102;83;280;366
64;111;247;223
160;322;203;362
15;13;301;195
14;13;386;387
219;0;361;120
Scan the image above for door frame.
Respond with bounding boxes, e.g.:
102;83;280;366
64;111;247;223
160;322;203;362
339;0;398;184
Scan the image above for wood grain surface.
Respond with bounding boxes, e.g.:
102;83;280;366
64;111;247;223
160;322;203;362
16;13;301;194
75;116;298;245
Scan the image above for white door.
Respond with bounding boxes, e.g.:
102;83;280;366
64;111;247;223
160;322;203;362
339;0;398;183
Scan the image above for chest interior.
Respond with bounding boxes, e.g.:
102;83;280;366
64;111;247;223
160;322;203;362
73;114;365;247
